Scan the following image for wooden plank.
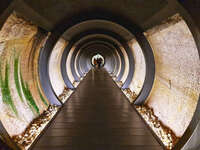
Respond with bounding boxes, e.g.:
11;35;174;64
33;69;163;150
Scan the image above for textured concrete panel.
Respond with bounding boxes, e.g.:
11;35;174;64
145;14;200;137
128;39;146;99
49;38;67;96
0;13;49;136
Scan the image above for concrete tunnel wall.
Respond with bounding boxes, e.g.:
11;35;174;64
0;1;199;150
144;14;200;137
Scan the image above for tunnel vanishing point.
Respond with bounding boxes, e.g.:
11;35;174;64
0;0;200;150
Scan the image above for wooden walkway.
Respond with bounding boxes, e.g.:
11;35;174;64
34;69;162;150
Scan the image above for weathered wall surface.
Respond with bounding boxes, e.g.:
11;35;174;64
128;39;146;100
119;46;129;84
115;50;121;78
49;38;67;96
0;13;49;136
145;14;200;137
66;46;75;84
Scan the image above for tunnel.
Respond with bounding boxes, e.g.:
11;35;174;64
0;0;200;150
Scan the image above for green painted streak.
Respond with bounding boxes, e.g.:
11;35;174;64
14;57;23;102
37;86;48;106
25;83;40;115
20;72;40;115
0;60;3;86
0;62;18;116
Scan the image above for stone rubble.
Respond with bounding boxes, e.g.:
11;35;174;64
116;81;123;88
73;81;79;88
12;105;59;150
122;88;137;103
111;75;118;82
58;87;73;103
135;105;179;150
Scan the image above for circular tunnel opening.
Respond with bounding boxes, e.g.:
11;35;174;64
0;2;200;150
91;53;105;68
